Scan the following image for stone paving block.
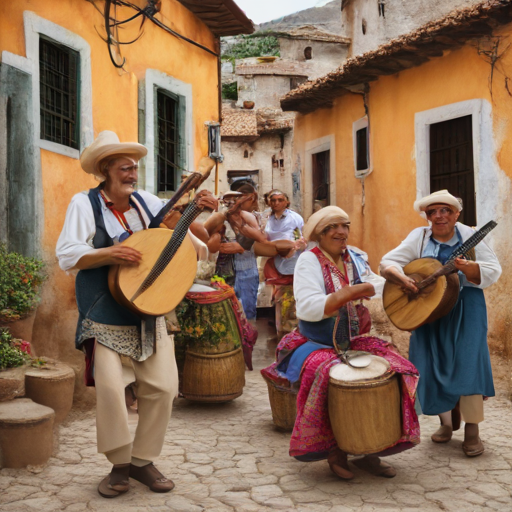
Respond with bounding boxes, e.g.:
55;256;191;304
165;495;206;511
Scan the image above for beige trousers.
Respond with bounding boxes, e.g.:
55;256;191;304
460;395;484;424
94;333;179;464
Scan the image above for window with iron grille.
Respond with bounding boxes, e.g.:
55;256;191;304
39;37;79;149
156;88;182;192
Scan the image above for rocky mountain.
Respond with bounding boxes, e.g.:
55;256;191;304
257;0;342;35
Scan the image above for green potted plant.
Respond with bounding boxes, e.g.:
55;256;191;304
0;244;46;325
0;328;31;401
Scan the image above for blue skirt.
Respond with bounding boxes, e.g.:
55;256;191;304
409;286;494;415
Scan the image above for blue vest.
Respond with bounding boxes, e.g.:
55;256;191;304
74;187;155;349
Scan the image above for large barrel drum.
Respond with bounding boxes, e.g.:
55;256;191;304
177;284;246;402
328;355;402;455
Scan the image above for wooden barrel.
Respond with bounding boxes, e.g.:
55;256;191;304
182;347;245;402
328;356;402;455
262;374;297;431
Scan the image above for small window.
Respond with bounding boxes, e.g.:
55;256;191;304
304;47;312;60
353;117;371;178
362;19;367;35
39;37;79;149
378;0;385;17
156;89;181;192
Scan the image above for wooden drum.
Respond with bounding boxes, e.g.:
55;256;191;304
328;355;402;455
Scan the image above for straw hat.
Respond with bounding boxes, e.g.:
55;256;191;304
414;189;462;213
80;130;148;179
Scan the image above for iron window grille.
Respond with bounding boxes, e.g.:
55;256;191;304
156;88;184;192
39;37;80;149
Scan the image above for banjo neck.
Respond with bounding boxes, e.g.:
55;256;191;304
415;220;497;291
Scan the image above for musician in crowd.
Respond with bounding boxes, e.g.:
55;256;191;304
380;190;501;457
208;184;263;323
261;206;420;479
56;131;217;498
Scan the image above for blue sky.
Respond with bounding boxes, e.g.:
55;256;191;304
235;0;324;25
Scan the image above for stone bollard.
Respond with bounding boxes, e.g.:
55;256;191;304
0;398;55;468
0;366;26;402
24;360;75;424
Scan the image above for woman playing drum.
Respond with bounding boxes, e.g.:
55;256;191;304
261;206;420;479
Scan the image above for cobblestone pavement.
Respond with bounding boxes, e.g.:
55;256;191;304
1;321;512;511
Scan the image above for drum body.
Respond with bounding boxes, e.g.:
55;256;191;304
176;284;245;402
328;355;402;455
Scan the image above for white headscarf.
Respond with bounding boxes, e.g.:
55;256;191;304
303;205;350;242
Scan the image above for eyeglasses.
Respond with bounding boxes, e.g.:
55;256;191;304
426;207;454;217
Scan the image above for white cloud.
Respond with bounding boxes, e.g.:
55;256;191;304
235;0;323;25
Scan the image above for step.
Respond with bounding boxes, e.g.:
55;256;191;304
0;398;55;468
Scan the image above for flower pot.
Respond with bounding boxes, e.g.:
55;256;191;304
0;310;37;345
243;100;255;110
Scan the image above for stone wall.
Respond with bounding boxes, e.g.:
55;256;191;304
342;0;478;57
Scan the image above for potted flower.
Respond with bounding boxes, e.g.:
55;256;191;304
0;244;46;339
0;328;31;401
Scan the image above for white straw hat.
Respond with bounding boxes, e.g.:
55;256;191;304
80;130;148;179
413;189;462;213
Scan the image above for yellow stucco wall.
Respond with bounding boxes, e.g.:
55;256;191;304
0;1;220;394
293;26;512;355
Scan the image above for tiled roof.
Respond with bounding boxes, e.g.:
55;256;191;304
236;59;310;77
281;0;512;113
221;107;258;139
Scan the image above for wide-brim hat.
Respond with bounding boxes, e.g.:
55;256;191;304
80;130;148;179
413;189;462;213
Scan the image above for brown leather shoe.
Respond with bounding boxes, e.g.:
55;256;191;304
98;463;130;498
431;425;453;443
327;448;354;480
129;463;175;493
462;437;485;457
352;456;397;478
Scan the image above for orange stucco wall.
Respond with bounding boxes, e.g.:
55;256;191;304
0;0;220;395
293;26;512;355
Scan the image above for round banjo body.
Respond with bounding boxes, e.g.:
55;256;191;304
383;257;460;332
108;228;197;317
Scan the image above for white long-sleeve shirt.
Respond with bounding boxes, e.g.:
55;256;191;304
294;247;385;323
56;189;207;271
380;222;501;290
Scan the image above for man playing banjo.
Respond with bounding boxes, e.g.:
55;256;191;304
380;190;501;457
56;131;216;497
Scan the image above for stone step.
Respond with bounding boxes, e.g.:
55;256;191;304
24;360;75;424
0;398;55;468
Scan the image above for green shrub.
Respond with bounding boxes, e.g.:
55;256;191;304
222;82;238;100
0;244;46;322
0;329;30;370
223;35;280;61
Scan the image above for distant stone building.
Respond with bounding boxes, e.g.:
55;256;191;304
219;27;349;211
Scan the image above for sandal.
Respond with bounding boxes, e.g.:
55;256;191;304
129;463;175;493
327;448;354;480
352;456;397;478
462;437;484;457
431;425;453;443
98;463;130;498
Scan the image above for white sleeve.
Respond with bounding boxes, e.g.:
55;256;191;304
56;193;97;272
293;251;328;322
379;228;425;274
473;238;502;289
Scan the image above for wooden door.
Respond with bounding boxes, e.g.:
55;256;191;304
430;115;476;226
312;150;330;211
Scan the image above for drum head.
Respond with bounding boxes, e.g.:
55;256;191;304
329;355;390;383
189;283;216;293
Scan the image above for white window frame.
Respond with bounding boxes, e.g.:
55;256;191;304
2;11;93;159
304;134;336;220
353;115;371;178
140;69;194;195
414;99;497;226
